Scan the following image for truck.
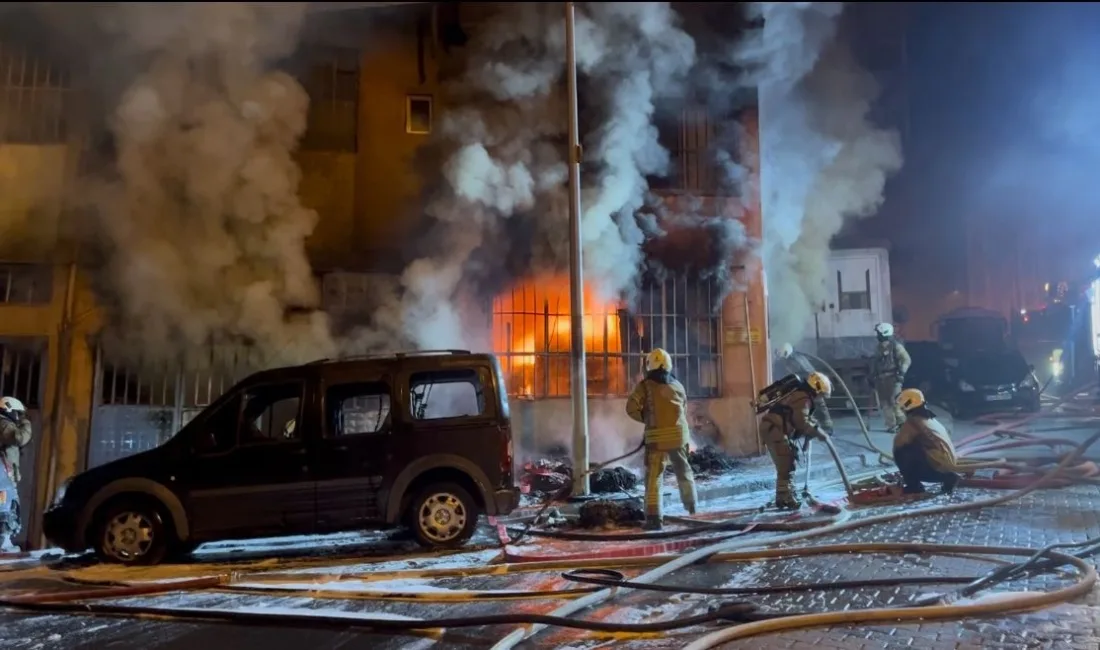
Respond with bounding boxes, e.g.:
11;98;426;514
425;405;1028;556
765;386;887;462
798;247;893;411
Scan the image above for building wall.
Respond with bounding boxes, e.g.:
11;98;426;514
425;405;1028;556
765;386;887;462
0;14;769;547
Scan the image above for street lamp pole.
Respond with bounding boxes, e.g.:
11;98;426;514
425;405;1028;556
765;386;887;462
564;1;590;497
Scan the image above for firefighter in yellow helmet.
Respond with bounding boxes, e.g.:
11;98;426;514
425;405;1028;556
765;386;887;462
0;397;31;550
626;348;698;530
759;371;833;510
893;388;961;495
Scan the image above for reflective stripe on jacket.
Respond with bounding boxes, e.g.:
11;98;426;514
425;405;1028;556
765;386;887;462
626;376;691;452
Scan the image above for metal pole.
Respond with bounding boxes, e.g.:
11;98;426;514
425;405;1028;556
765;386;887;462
564;1;590;497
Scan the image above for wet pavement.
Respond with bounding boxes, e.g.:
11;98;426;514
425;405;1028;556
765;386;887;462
0;402;1098;649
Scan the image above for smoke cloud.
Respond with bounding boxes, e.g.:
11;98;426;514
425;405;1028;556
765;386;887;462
732;2;903;347
351;2;704;353
64;3;335;369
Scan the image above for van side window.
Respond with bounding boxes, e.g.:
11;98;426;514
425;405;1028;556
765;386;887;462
327;382;392;437
240;382;303;444
193;395;240;454
409;369;485;421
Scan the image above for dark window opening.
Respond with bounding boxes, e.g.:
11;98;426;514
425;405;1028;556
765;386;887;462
406;95;433;135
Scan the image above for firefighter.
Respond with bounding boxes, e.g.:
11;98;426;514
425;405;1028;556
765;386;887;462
760;371;833;510
0;397;31;549
870;322;911;432
626;348;698;531
776;343;834;433
893;388;961;495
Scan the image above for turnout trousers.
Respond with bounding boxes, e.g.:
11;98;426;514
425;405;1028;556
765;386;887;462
761;421;800;503
643;426;697;523
875;379;904;431
894;443;959;494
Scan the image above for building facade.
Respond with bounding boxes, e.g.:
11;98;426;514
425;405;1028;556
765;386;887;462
0;3;769;548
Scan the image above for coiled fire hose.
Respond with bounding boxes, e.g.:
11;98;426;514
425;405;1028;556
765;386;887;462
490;428;1100;649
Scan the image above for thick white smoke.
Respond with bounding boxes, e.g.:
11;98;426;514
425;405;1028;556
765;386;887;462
77;3;335;369
735;2;903;346
356;2;698;352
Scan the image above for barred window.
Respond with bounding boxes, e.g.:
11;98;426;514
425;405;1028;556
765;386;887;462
0;43;71;144
298;47;359;152
0;343;43;409
491;275;722;399
0;263;53;304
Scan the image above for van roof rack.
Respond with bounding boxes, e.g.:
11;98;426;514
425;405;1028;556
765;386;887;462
307;349;472;365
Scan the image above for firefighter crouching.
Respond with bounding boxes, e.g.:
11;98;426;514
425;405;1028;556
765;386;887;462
893;388;961;495
626;348;698;531
776;343;834;433
0;397;31;549
870;322;911;432
760;371;834;510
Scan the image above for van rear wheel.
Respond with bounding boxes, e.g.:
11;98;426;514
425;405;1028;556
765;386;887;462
408;482;479;549
94;500;170;566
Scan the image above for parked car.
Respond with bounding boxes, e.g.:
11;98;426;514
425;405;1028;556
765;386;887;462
905;343;1041;419
43;350;520;565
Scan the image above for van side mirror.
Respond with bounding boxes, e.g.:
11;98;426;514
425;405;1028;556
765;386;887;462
1028;364;1035;372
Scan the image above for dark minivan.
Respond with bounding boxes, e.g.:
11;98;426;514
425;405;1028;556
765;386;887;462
44;350;520;565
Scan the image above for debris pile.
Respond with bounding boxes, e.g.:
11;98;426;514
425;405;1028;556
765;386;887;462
676;445;740;477
590;467;639;494
520;460;639;497
577;500;645;529
520;459;571;496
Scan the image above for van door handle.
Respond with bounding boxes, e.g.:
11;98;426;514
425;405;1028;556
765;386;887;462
334;445;348;452
292;448;307;456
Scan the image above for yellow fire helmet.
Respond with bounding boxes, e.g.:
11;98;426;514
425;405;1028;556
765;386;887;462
646;348;673;372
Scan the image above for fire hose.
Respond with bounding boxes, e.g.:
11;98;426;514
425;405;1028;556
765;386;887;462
3;432;1094;640
490;428;1100;649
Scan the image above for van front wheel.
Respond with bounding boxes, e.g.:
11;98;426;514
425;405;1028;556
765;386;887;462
94;500;170;566
408;482;479;549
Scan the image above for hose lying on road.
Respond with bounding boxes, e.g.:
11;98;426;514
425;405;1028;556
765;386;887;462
683;544;1096;650
490;429;1100;649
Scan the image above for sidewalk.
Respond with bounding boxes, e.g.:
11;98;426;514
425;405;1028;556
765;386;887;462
513;416;891;517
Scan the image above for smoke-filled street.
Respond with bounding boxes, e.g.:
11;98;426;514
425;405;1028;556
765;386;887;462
0;405;1098;649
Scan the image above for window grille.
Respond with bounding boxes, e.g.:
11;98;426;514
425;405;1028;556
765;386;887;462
298;47;359;152
0;43;71;144
491;275;723;399
0;264;52;304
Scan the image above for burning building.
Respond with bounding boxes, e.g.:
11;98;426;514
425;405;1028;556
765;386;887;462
0;1;900;548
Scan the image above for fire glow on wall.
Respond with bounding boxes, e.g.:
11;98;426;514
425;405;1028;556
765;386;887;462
491;275;628;398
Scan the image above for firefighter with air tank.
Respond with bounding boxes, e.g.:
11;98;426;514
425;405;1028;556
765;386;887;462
756;370;835;510
775;343;834;434
625;348;698;531
870;322;912;433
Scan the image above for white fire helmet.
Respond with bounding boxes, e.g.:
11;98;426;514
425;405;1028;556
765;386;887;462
807;371;833;397
0;397;25;414
777;343;794;359
874;322;895;339
646;348;673;372
896;388;926;412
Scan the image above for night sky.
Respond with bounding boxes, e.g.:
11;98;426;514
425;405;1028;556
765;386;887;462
846;2;1100;324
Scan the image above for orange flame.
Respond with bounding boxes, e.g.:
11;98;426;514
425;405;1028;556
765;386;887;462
492;275;627;397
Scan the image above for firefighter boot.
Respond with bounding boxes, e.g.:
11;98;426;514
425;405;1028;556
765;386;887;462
775;493;802;510
940;473;960;495
644;517;663;531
